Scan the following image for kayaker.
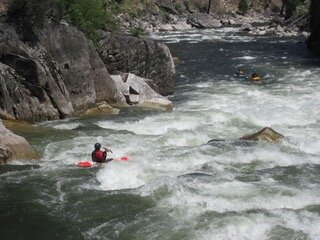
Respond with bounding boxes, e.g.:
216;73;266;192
235;67;245;77
250;72;262;81
91;143;113;163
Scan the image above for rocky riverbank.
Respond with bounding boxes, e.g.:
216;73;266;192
0;0;175;162
0;1;175;123
115;0;309;39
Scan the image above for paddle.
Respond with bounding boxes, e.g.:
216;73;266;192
112;156;129;161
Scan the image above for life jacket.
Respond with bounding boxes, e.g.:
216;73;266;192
96;151;104;160
92;150;106;162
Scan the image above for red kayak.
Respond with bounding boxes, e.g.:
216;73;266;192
76;157;129;168
77;161;94;168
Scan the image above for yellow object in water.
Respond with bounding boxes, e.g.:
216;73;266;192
250;76;262;81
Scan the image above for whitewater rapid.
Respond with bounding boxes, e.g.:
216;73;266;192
3;28;320;240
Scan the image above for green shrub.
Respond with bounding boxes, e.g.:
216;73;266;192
296;0;310;16
238;0;249;14
285;0;302;19
60;0;118;44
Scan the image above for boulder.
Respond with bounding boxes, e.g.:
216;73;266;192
73;102;120;118
0;120;39;163
0;144;12;163
99;31;175;96
110;73;173;111
158;23;173;31
172;21;192;30
187;14;222;29
241;22;253;31
138;98;173;111
239;127;284;143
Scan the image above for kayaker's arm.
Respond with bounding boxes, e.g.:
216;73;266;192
103;147;113;153
104;158;113;163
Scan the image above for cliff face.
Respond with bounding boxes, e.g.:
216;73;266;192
99;32;175;96
0;1;175;122
0;22;126;122
308;0;320;54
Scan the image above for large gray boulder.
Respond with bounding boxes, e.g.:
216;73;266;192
98;31;175;96
111;73;173;111
187;13;222;29
0;120;39;163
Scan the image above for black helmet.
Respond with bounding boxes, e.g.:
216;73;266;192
94;143;101;150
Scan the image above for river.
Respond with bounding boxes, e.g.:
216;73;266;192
1;28;320;240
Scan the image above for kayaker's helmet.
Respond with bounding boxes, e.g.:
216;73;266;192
94;143;101;150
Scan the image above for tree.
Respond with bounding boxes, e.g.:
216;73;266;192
280;0;286;16
238;0;249;14
207;0;212;14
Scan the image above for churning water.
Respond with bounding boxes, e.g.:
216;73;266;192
1;28;320;240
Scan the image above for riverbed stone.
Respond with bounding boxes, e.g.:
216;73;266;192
73;102;120;118
239;127;284;143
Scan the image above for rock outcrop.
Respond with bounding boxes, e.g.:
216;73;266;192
0;21;174;121
36;24;125;110
111;73;173;111
0;23;73;122
0;119;39;163
239;127;284;143
99;31;175;96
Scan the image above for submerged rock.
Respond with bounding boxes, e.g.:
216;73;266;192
208;127;284;145
239;127;284;143
0;120;39;163
138;98;173;111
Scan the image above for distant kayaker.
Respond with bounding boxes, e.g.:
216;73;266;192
91;143;113;163
235;67;246;77
250;72;263;81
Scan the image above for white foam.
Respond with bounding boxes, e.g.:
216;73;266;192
97;114;205;136
97;161;145;190
235;56;257;60
52;123;80;130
